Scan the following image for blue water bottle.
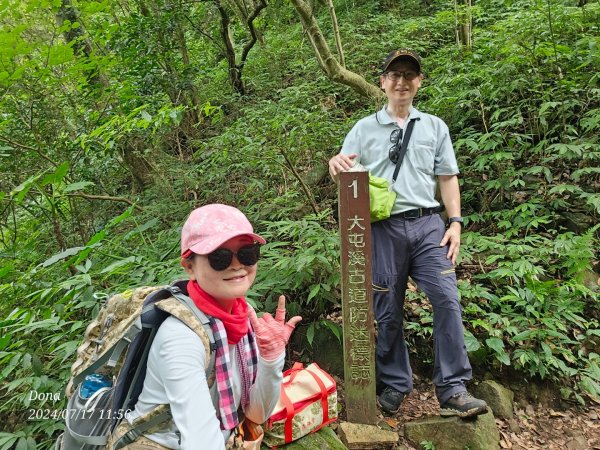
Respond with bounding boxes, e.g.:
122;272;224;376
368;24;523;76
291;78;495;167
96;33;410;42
79;373;112;399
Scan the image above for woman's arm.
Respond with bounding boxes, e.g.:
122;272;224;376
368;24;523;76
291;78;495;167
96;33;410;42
154;317;226;449
244;353;284;423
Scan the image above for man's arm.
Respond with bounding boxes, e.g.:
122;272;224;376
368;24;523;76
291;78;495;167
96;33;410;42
438;174;461;265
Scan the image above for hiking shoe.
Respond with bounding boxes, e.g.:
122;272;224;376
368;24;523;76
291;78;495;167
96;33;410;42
377;387;404;415
439;391;488;418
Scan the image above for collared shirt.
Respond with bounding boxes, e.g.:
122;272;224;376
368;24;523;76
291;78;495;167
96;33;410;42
341;106;459;214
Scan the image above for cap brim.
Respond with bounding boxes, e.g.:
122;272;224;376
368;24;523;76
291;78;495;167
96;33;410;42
188;232;266;255
383;55;421;73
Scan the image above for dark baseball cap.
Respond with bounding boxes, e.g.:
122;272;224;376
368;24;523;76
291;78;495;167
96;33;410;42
381;49;422;73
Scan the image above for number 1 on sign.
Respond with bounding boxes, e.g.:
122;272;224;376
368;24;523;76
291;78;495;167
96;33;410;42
349;179;358;199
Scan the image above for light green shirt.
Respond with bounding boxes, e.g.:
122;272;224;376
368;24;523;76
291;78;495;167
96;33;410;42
340;106;459;214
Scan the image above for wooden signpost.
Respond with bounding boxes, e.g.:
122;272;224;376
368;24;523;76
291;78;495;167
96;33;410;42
337;169;378;425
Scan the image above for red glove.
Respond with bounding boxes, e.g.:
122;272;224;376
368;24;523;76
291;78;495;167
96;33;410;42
249;295;302;361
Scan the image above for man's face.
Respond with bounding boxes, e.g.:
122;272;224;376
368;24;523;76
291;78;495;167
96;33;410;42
380;59;422;106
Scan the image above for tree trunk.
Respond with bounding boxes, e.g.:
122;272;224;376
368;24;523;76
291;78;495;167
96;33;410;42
239;0;267;69
121;137;155;189
56;0;109;87
175;25;201;125
455;0;472;48
289;0;384;101
226;0;265;44
215;0;267;95
215;0;246;95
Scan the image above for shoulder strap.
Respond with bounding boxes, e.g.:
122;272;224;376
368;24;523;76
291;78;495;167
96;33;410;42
155;285;216;387
392;117;420;183
112;405;173;450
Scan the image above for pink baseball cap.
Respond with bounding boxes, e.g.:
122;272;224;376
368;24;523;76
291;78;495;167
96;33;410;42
180;204;266;256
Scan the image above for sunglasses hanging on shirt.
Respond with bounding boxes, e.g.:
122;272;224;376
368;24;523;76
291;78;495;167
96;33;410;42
388;128;404;164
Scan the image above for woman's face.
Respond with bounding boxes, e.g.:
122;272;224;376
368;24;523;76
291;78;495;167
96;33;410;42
181;235;258;309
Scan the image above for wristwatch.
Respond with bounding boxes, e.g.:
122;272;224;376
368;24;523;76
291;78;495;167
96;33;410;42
447;216;464;226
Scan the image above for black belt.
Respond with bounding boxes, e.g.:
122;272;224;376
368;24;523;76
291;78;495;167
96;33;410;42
391;206;445;219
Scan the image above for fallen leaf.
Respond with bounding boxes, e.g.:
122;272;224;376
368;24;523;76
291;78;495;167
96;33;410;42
384;417;398;428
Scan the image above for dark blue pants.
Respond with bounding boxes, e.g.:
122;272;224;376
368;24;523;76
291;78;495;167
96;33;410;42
371;214;472;403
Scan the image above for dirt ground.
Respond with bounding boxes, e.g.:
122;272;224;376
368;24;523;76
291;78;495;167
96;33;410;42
335;374;600;450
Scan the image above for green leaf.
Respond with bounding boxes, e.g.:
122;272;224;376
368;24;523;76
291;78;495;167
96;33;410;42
306;322;315;346
485;337;510;365
464;329;481;352
85;228;107;247
124;218;159;239
512;329;537;342
108;206;134;227
0;434;19;450
10;174;41;203
307;284;320;301
31;353;43;376
99;256;136;274
41;246;85;267
322;320;342;342
497;350;511;366
64;181;95;192
579;376;600;403
485;338;504;353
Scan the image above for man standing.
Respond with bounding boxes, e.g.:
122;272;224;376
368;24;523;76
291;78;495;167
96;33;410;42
328;49;487;418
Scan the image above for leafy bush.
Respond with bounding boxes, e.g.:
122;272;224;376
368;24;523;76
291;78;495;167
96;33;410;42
1;0;599;446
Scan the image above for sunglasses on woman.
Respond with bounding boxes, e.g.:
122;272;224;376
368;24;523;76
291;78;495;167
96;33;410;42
207;243;261;271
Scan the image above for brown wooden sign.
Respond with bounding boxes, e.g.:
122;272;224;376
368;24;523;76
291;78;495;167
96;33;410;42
337;170;377;424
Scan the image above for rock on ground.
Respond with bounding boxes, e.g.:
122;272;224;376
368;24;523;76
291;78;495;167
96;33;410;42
403;410;500;450
262;426;348;449
337;421;398;449
472;380;515;419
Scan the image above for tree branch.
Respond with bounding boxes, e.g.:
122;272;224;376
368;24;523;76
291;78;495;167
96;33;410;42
239;0;267;66
66;192;143;211
289;0;384;100
182;12;223;50
215;0;245;94
278;148;319;215
0;136;60;168
325;0;345;68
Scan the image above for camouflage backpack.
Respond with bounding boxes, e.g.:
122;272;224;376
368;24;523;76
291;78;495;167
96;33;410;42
56;280;216;450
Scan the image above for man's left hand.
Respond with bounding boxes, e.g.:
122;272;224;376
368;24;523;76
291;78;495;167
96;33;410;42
439;223;461;265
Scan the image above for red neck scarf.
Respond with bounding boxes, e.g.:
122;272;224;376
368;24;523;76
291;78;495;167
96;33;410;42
187;280;249;345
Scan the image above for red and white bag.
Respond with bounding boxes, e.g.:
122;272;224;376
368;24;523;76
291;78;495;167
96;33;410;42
263;362;338;447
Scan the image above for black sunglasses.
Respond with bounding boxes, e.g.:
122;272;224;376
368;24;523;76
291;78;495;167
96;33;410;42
388;128;403;164
207;243;261;271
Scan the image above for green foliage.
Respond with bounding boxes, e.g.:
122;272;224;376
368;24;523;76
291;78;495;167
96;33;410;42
0;0;599;446
459;226;599;402
420;440;437;450
250;210;341;318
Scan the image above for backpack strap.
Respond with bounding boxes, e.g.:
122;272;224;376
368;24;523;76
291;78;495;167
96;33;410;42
155;287;216;387
71;317;144;389
112;404;173;450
